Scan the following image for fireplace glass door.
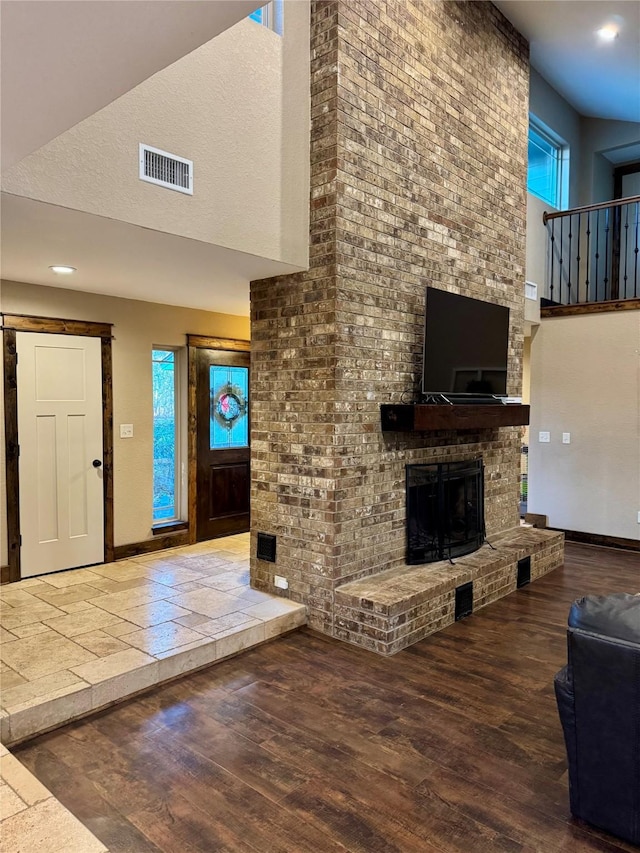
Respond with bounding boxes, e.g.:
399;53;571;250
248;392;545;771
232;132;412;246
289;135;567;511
406;459;485;564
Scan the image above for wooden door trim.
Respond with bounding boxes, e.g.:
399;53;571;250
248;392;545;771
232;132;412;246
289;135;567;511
187;344;197;544
1;314;113;338
186;335;250;353
2;319;115;581
101;338;115;563
3;329;20;582
186;336;250;545
613;160;640;200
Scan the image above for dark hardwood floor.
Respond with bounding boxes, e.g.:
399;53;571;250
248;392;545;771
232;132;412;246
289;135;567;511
15;543;640;853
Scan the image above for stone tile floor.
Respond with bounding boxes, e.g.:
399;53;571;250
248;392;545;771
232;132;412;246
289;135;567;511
0;740;107;852
0;533;306;852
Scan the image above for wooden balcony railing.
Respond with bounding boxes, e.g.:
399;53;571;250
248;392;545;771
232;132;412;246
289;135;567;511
543;196;640;307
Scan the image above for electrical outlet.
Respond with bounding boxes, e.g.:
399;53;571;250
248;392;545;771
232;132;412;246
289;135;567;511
637;511;640;525
120;424;134;439
274;575;288;590
538;431;550;443
562;432;571;444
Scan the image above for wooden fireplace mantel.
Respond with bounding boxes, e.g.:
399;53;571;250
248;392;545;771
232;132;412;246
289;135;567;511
380;403;530;432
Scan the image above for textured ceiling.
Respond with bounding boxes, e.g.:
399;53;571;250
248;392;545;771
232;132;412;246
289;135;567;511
0;0;264;172
495;0;640;123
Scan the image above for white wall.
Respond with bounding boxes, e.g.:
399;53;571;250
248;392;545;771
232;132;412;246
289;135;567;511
1;2;310;269
0;2;310;569
529;68;582;208
1;282;250;556
579;118;640;204
526;75;640;305
525;193;548;308
526;77;640;544
526;71;581;308
528;310;640;540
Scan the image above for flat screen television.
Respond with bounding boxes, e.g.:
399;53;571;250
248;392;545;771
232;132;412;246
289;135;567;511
422;287;510;398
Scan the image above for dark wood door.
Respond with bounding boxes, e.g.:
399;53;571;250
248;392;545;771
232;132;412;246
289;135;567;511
195;347;250;541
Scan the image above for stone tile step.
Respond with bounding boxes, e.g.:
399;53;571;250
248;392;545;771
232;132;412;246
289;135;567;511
1;602;306;748
0;741;109;853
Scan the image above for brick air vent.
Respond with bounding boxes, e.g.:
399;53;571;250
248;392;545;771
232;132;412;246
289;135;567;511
455;582;474;621
517;556;531;587
139;144;193;195
257;533;277;563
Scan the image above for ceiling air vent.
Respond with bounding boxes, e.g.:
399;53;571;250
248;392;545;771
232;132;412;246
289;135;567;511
139;144;193;195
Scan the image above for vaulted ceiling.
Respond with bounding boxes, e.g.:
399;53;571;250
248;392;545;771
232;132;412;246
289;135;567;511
0;0;263;172
494;0;640;123
1;1;637;314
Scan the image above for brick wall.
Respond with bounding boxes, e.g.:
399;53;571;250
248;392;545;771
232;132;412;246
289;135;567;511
250;0;530;639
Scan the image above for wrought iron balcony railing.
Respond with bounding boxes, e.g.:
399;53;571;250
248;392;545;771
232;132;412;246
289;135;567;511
543;196;640;306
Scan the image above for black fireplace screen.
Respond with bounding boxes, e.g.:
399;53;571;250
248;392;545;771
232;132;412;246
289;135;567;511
406;459;485;564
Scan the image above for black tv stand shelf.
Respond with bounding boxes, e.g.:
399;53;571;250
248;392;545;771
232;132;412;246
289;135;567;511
381;403;530;432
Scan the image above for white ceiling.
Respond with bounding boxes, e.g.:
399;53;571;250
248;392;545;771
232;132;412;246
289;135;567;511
0;0;287;315
494;0;640;123
0;194;301;316
0;0;263;172
603;142;640;164
1;1;638;316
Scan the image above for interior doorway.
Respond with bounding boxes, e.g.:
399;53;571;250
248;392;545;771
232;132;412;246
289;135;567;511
187;336;250;542
17;332;104;577
612;161;640;300
3;314;114;581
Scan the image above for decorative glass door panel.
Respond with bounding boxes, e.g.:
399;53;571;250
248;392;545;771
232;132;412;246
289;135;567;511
210;365;249;449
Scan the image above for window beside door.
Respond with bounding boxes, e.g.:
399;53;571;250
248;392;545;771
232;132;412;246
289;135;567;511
152;348;183;523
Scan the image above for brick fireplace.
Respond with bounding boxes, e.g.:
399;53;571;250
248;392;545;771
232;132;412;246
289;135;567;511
406;458;485;565
249;0;564;654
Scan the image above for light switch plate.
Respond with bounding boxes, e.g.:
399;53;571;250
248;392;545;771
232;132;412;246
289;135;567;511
562;432;571;444
120;424;134;439
538;431;550;443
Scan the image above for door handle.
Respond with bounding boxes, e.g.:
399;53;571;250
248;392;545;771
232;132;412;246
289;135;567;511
92;459;102;468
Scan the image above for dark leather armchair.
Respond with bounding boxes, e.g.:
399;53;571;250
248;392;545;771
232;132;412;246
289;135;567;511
554;593;640;845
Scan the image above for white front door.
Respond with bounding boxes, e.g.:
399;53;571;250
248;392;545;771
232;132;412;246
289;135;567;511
16;332;104;577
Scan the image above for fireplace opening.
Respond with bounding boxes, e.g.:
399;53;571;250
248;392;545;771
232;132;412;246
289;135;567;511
406;459;485;564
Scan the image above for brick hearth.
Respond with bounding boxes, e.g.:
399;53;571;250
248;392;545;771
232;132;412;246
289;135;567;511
335;528;564;655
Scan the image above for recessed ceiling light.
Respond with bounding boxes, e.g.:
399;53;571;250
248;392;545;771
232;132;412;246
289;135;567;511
49;265;76;274
597;25;619;41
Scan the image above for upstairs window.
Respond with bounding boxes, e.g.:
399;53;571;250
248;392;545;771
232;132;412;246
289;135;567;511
527;118;569;209
248;1;283;34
